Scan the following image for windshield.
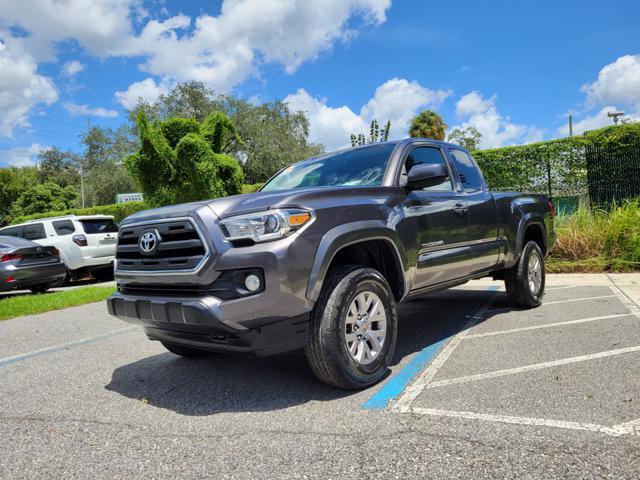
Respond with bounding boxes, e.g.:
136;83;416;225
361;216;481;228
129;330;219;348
261;143;396;192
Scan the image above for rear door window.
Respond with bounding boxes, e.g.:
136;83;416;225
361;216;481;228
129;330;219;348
53;220;76;235
449;149;485;191
0;226;22;237
80;219;118;234
22;223;46;240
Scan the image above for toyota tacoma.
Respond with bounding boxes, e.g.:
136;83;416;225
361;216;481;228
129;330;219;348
107;138;555;389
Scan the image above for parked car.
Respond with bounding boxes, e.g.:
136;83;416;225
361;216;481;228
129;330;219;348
0;235;66;294
0;215;118;283
107;139;555;389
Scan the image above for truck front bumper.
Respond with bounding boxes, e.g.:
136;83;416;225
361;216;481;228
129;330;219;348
107;291;309;356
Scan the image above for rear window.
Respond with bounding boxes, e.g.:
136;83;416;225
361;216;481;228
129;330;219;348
80;219;118;234
22;223;46;240
53;220;75;235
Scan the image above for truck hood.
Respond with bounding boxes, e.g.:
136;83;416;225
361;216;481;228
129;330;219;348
121;187;399;225
205;187;397;218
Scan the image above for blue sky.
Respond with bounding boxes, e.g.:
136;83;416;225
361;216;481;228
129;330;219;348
1;0;639;167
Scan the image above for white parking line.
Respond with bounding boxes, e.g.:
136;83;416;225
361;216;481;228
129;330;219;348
465;313;633;339
426;345;640;389
392;291;499;412
405;407;639;437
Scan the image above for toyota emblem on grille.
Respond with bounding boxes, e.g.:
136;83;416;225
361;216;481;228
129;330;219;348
139;230;160;255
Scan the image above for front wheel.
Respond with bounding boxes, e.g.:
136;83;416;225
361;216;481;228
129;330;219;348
504;240;545;308
305;265;398;389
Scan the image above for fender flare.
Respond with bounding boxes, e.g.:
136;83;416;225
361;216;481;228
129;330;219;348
305;220;407;302
515;213;547;260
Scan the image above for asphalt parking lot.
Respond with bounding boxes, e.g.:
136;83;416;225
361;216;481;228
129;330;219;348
0;274;638;479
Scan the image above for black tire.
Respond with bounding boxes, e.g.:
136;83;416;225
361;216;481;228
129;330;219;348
305;265;398;389
30;284;50;294
92;268;114;282
161;342;209;358
505;240;545;308
61;269;72;286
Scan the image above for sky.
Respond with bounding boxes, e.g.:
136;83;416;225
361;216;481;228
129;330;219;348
0;0;639;167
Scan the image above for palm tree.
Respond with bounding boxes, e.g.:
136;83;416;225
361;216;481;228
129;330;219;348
409;110;447;141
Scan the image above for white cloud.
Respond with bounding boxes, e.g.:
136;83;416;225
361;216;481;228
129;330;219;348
0;143;49;167
62;102;118;118
581;54;640;111
285;78;451;150
0;41;58;137
451;91;543;149
62;60;85;77
1;0;391;94
361;78;451;139
114;77;171;110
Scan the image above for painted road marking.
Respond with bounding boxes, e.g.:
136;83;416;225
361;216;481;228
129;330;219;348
465;313;633;339
483;294;618;315
0;327;139;368
426;345;640;389
405;407;640;437
389;289;499;412
362;287;500;410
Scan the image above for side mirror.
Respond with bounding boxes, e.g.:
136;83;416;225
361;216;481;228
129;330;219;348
406;163;449;190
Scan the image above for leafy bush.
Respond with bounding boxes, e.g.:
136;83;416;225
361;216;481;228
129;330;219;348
241;183;264;194
126;112;244;207
549;199;640;272
11;183;77;218
11;202;148;225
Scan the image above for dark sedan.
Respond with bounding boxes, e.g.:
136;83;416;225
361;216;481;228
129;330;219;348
0;235;66;294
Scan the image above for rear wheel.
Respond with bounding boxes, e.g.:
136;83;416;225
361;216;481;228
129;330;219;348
161;341;209;358
305;265;398;389
92;267;114;282
505;240;545;308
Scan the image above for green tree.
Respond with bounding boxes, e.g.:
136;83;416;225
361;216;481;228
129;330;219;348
10;182;77;218
409;110;447;141
0;167;38;225
127;82;324;184
37;148;80;188
126;112;244;206
80;125;139;206
447;126;482;151
350;119;391;146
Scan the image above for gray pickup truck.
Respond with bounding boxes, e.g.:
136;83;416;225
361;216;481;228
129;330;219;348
108;138;555;389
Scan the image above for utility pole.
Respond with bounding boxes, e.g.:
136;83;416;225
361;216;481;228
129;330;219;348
569;115;573;137
80;164;85;208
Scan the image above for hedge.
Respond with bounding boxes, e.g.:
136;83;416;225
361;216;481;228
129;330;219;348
473;123;640;197
10;184;266;225
10;202;148;225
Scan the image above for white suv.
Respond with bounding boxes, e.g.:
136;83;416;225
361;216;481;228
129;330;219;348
0;215;118;282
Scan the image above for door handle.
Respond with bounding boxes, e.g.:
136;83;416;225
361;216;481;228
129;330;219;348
453;202;468;215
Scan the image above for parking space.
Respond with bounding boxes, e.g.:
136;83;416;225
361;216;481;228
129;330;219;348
392;284;640;438
0;275;639;478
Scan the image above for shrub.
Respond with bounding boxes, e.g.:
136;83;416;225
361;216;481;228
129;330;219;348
126;112;244;207
241;183;264;194
549;199;640;272
10;202;148;225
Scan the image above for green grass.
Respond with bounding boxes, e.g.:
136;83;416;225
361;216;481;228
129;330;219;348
0;285;116;321
550;198;640;272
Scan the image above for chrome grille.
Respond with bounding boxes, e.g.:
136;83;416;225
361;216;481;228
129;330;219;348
116;219;208;272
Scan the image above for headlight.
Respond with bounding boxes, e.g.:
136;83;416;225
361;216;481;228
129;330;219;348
219;209;314;243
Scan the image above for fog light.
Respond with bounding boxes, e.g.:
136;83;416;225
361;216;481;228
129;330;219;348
244;274;261;292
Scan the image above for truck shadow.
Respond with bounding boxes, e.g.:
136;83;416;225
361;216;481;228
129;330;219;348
105;287;512;415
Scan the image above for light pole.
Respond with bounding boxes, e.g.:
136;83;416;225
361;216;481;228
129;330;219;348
63;164;85;208
607;111;625;125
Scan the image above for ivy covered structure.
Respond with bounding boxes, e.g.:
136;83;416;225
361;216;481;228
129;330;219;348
473;123;640;211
